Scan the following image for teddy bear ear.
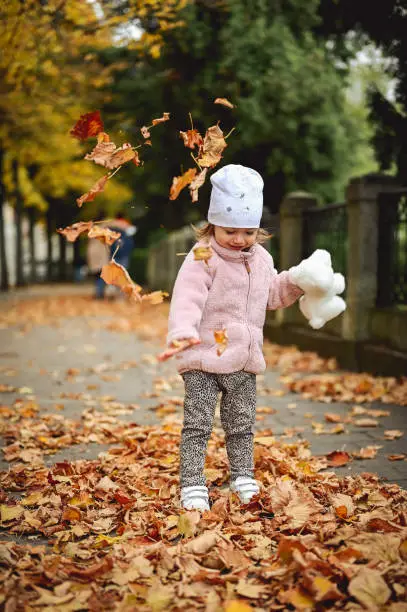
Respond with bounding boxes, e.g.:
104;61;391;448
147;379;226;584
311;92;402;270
314;249;332;265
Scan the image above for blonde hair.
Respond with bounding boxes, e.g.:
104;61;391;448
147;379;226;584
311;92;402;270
193;222;271;244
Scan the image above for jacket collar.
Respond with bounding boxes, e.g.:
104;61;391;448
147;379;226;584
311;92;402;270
209;236;257;262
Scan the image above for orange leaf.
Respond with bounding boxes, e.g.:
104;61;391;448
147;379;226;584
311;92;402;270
169;168;197;200
141;126;150;138
224;601;252;612
189;168;207;203
214;328;228;356
70;111;104;140
57;221;93;242
352;445;382;459
88;226;121;246
152;112;170;125
193;245;212;263
62;507;82;522
324;412;342;423
214;97;235;109
76;175;109;208
326;450;351;467
107;144;136;169
100;261;142;301
179;129;204;150
132;150;142;166
85;140;135;170
141;290;169;305
197;124;227;168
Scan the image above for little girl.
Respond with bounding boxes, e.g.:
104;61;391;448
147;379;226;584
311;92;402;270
160;164;303;511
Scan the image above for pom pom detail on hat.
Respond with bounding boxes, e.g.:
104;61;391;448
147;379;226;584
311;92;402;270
208;164;263;228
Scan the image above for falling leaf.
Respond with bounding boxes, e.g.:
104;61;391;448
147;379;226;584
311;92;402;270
179;129;204;150
141;290;169;305
85;140;136;170
87;226;121;246
76;174;109;208
107;145;137;169
132;150;142;166
326;450;351;467
152;112;170;125
384;430;404;440
348;568;391;609
70;110;104;140
100;261;142;301
197;124;227;168
57;221;93;242
193;245;212;263
189;168;208;202
214;328;228;356
214;97;235;109
169;168;197;200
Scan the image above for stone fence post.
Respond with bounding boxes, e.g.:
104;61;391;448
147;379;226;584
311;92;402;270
342;173;401;342
276;191;318;325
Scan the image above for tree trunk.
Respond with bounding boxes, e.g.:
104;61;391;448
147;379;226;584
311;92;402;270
46;205;54;282
13;160;25;287
58;230;67;281
27;207;37;283
0;151;9;291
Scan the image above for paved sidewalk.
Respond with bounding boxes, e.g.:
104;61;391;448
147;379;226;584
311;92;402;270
1;284;406;489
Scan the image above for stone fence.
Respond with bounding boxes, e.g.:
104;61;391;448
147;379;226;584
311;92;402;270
147;174;407;376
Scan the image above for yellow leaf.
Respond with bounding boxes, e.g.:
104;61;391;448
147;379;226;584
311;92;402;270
224;601;253;612
1;505;23;522
177;511;200;537
145;584;173;611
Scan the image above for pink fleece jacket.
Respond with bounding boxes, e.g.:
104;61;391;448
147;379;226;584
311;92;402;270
167;236;303;375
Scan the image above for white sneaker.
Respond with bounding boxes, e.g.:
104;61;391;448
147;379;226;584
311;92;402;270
230;477;260;504
180;485;210;511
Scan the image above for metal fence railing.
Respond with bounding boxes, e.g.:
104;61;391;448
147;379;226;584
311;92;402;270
377;190;407;308
302;203;348;278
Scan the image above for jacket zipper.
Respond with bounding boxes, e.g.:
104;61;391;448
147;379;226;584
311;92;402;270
242;255;252;368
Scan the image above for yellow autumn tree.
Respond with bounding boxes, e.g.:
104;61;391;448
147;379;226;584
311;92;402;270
0;0;132;286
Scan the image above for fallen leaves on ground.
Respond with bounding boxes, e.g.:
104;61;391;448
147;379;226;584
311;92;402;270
285;372;407;406
1;421;407;610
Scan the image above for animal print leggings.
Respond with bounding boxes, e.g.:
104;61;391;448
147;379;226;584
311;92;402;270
180;370;257;488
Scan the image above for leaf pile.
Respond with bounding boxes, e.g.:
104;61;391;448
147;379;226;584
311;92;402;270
1;423;407;610
285;373;407;407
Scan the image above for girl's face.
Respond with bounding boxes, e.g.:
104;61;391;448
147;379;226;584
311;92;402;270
214;226;258;251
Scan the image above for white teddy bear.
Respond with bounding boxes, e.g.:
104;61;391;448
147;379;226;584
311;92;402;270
288;249;346;330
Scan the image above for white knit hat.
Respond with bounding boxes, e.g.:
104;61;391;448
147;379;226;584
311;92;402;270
208;164;264;228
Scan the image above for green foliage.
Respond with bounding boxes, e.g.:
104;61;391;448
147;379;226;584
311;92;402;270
129;247;149;285
100;0;372;247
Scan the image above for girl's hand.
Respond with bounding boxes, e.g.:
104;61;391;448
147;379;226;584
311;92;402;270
157;338;201;362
